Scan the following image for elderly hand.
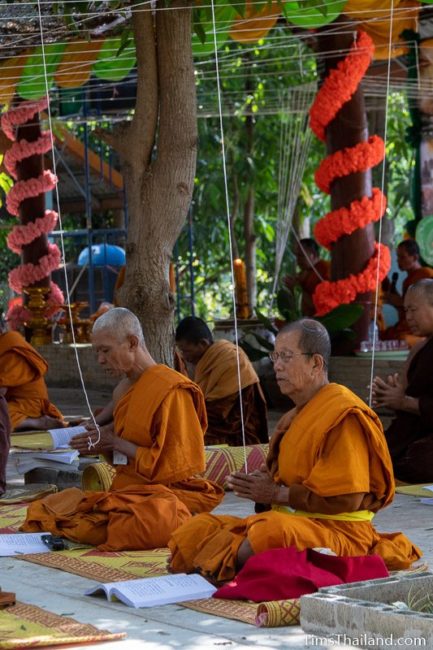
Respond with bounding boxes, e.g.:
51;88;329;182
371;373;404;410
70;423;118;455
226;468;279;504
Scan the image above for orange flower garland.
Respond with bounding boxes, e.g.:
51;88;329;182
310;31;375;142
314;189;387;249
314;244;391;316
308;30;391;316
315;135;385;195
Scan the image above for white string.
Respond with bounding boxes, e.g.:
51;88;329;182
36;0;101;449
210;0;248;471
368;0;394;408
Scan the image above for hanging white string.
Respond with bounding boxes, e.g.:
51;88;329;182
210;0;248;471
368;0;395;408
269;85;314;311
36;0;101;449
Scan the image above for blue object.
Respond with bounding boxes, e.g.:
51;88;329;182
78;244;126;267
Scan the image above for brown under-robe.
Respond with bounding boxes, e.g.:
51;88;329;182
385;335;433;482
0;390;11;496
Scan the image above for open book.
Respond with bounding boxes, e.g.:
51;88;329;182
0;533;52;556
85;573;217;608
10;425;87;451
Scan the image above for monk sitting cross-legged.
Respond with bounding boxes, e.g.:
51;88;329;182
0;323;64;431
175;317;268;446
22;308;224;550
168;319;421;583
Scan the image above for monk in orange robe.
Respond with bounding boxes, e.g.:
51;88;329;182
169;319;421;582
383;239;433;341
175;317;268;446
0;327;64;431
22;307;224;550
284;238;330;317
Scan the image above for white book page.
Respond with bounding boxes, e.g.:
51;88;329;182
0;533;51;556
48;426;87;449
86;574;216;608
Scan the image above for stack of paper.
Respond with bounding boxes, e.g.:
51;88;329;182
8;425;87;475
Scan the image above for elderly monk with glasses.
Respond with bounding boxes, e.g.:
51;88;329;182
168;319;421;582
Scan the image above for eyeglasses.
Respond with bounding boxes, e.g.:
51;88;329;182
269;351;313;363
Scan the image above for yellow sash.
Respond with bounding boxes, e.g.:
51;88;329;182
272;504;374;522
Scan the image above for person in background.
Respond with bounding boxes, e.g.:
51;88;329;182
0;320;64;431
284;239;330;317
382;239;433;341
175;317;268;446
0;388;11;497
372;279;433;483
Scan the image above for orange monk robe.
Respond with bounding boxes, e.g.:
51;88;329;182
0;331;63;430
194;339;268;446
22;365;224;550
169;383;421;582
383;267;433;341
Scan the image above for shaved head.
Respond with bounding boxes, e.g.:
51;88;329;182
406;279;433;306
92;307;145;346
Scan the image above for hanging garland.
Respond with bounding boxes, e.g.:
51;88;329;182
1;98;64;326
309;30;390;316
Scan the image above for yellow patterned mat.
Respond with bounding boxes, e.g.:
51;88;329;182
182;596;300;627
0;601;125;649
0;503;28;533
19;547;170;582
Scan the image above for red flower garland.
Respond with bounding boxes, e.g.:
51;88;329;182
313;244;391;316
310;31;374;142
314;188;387;250
315;135;385;195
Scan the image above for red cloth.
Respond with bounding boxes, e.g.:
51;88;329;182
214;546;389;601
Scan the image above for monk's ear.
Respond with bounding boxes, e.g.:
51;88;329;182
127;334;139;350
312;353;325;372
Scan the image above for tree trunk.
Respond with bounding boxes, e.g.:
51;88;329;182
318;27;375;343
114;4;197;364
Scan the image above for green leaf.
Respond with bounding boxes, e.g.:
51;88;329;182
117;28;133;57
255;309;278;334
193;9;206;45
316;304;363;333
239;339;269;361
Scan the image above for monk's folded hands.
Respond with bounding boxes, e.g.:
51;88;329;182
226;470;278;503
371;375;404;410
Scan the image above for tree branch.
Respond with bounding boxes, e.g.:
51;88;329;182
114;7;158;168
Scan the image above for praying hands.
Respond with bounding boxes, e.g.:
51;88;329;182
227;465;284;504
371;373;405;410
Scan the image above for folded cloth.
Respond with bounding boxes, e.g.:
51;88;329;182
214;546;389;602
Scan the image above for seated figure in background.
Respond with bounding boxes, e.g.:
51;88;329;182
22;308;224;550
0;322;64;431
382;239;433;341
175;317;268;446
372;279;433;483
284;238;330;317
0;388;11;497
169;319;421;582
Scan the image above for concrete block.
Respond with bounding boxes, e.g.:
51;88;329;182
301;572;433;648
